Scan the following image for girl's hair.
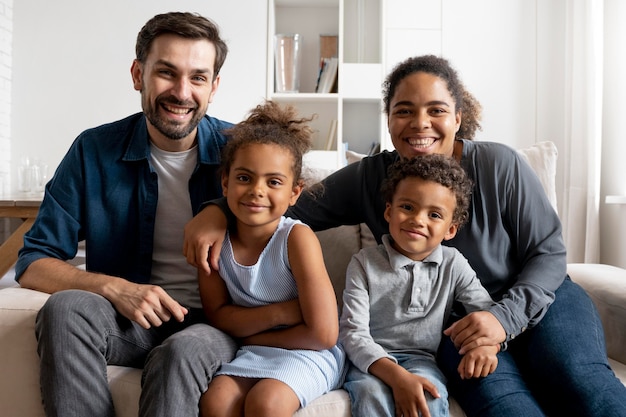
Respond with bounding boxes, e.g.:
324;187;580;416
135;12;228;80
381;154;473;227
382;55;482;140
220;100;313;184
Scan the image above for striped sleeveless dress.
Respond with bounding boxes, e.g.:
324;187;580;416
215;216;346;407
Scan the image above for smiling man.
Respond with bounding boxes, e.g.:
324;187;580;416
15;12;237;417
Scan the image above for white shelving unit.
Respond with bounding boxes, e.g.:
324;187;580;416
267;0;384;171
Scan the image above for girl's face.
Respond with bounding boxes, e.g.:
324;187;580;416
384;177;458;261
387;72;461;160
222;143;302;232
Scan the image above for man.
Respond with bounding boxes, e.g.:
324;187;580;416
16;12;237;417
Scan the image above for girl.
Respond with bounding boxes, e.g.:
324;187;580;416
198;100;345;417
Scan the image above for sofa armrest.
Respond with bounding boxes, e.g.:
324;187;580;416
567;263;626;364
0;287;49;417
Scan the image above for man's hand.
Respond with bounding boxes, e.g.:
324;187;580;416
107;280;188;329
183;204;227;275
443;311;505;354
458;345;499;379
19;258;187;329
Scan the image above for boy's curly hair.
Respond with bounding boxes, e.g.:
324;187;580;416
381;154;473;227
220;100;313;185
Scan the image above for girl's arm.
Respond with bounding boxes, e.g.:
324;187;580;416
242;224;339;350
198;267;303;339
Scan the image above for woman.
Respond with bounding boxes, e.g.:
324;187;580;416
185;55;626;416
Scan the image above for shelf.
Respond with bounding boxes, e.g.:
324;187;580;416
270;93;338;103
268;0;384;168
606;195;626;205
340;63;382;99
276;0;338;6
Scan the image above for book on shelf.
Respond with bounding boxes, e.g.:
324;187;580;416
324;119;338;151
315;57;338;94
320;34;338;60
315;34;338;94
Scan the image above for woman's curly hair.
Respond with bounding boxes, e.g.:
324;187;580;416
382;55;482;140
381;154;474;227
220;100;313;185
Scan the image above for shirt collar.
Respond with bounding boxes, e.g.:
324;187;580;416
381;234;443;270
122;115;220;165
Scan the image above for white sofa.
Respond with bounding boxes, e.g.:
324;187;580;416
1;142;625;417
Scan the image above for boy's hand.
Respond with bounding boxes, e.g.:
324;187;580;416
369;358;440;417
390;372;440;417
457;345;499;379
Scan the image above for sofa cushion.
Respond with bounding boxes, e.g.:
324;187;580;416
568;263;626;364
316;226;362;309
516;141;558;212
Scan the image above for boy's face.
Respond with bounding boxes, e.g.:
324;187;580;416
384;177;458;261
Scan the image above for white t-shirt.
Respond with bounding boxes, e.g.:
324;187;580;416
149;144;201;308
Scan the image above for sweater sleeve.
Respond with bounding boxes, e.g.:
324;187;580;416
448;248;494;313
489;154;566;340
339;254;396;373
456;142;567;342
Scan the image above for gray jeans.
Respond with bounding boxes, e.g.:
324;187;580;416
35;289;237;417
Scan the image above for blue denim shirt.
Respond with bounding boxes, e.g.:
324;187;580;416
15;112;232;284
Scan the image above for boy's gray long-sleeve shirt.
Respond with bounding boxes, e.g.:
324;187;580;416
339;235;493;373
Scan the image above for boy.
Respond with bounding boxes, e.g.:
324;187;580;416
339;154;498;417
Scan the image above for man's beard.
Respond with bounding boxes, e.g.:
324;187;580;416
144;95;205;140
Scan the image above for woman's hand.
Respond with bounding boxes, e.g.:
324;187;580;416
443;311;505;354
183;204;227;275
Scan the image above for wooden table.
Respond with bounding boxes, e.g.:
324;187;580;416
0;195;42;278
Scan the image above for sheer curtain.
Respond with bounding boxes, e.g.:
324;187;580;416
560;0;603;263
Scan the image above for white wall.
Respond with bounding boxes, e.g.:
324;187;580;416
10;0;267;191
442;0;538;152
8;0;626;267
0;0;11;196
601;0;626;268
